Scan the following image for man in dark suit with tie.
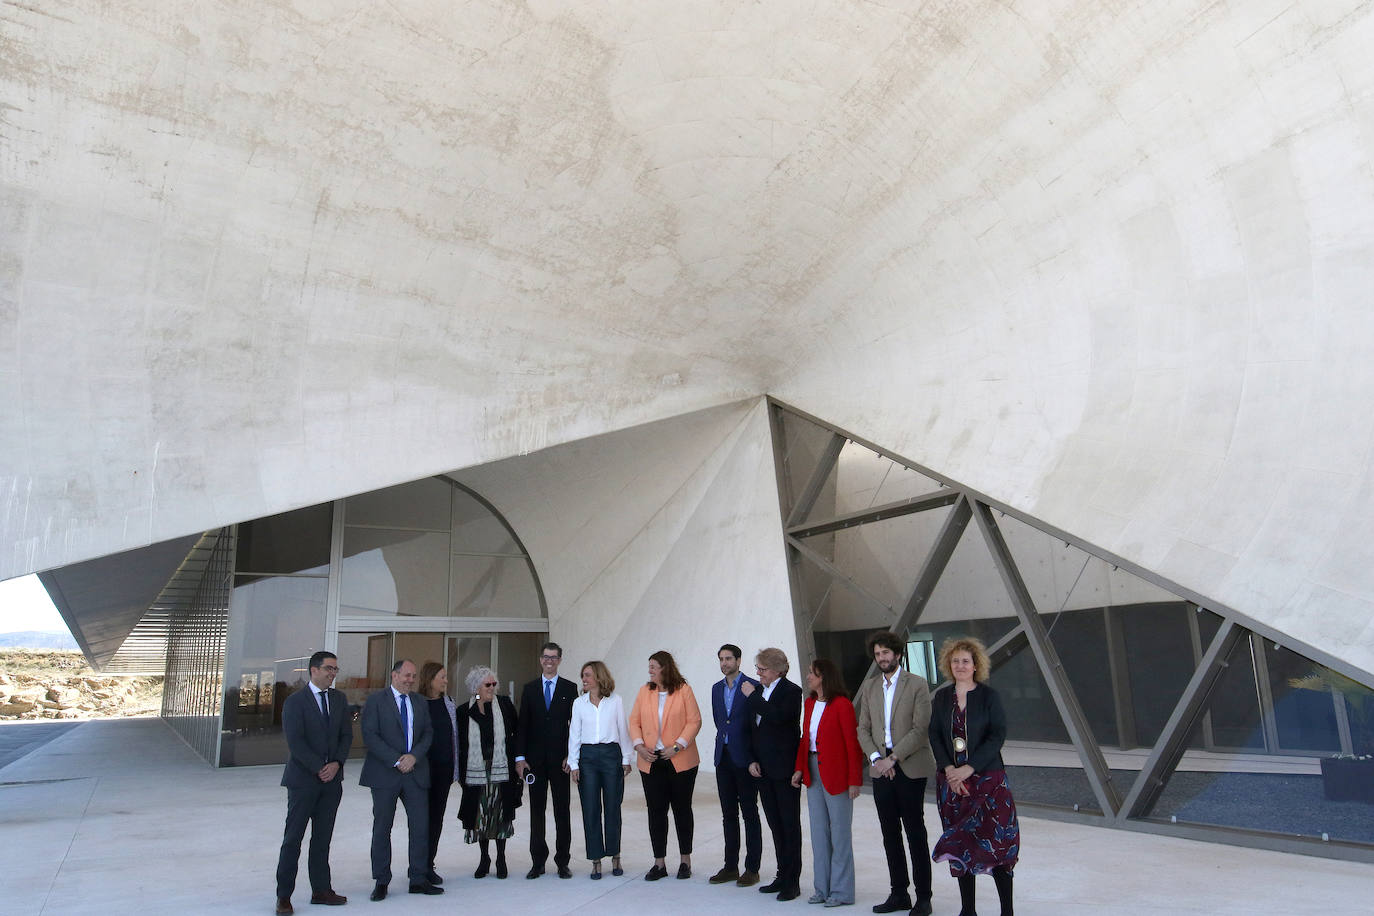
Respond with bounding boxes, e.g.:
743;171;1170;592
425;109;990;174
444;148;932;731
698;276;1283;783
360;658;439;900
274;651;353;915
709;643;763;887
743;646;804;902
514;641;578;879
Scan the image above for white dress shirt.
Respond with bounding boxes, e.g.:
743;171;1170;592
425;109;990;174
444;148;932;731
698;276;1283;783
567;693;633;769
808;699;827;752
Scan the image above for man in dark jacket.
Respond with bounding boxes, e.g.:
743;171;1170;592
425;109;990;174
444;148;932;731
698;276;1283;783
743;646;804;902
514;641;578;878
274;650;352;915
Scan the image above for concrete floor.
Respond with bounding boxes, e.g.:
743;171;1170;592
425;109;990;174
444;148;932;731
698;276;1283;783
0;719;1370;916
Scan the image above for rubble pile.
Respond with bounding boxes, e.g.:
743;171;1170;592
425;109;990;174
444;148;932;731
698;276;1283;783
0;651;163;720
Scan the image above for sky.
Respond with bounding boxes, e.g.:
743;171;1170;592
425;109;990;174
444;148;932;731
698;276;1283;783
0;574;69;634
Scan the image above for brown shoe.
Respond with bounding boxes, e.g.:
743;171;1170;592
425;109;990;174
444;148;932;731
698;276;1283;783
310;890;347;906
709;867;740;884
275;899;293;915
736;870;761;887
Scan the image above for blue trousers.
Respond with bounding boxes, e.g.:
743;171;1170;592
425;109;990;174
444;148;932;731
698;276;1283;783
576;743;625;860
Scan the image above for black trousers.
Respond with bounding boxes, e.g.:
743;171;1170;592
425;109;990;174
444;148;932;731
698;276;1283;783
873;767;932;901
715;761;762;872
425;778;453;871
275;780;343;899
641;759;697;858
757;774;802;886
528;764;572;867
369;778;429;885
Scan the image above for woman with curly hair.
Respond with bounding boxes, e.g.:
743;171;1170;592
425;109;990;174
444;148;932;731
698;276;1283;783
455;666;521;880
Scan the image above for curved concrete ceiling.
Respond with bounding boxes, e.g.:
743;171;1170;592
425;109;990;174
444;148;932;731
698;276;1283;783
4;2;1374;670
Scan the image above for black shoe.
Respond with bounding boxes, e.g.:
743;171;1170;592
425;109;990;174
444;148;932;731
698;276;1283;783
710;867;740;884
408;883;443;895
874;895;913;913
612;857;624;876
369;884;387;902
644;864;669;881
591;864;602;880
760;879;782;894
474;857;491;879
778;885;802;902
909;900;933;916
558;865;573;879
425;871;443;886
677;864;692;880
526;865;545;879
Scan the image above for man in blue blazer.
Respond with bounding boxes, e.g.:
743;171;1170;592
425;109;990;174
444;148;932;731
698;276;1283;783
360;658;438;900
274;650;352;915
709;643;763;887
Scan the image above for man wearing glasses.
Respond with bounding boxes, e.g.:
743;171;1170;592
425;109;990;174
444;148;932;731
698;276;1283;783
515;642;578;878
275;651;352;915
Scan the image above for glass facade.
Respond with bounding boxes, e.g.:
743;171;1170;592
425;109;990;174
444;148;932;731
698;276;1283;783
201;476;547;768
161;529;233;763
768;399;1374;857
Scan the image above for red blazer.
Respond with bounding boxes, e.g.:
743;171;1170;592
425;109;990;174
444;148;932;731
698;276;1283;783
795;695;864;796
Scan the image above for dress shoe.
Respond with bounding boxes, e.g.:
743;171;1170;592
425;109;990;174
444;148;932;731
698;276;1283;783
408;883;444;895
590;865;602;880
310;890;347;906
809;893;828;904
874;895;913;913
909;900;933;916
526;865;545;879
557;865;573;879
474;856;491;879
425;870;443;886
644;864;669;881
275;898;293;915
777;886;802;902
676;863;692;880
737;871;761;887
760;879;782;894
710;867;740;884
825;899;853;907
369;883;387;902
612;858;624;876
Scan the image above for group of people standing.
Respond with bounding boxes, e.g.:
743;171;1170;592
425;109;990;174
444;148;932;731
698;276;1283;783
273;634;1019;916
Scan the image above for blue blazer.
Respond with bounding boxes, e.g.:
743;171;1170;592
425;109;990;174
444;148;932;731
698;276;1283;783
712;674;760;768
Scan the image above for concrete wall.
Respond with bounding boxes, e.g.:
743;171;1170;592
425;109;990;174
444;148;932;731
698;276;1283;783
453;399;798;767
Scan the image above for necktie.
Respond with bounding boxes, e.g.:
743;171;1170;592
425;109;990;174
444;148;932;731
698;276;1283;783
544;679;552;709
399;693;410;752
319;689;329;719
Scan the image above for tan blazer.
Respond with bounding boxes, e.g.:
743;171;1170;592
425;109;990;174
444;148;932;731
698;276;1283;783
628;682;702;773
856;668;936;779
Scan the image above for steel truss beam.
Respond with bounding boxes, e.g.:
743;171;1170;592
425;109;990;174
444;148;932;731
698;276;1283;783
785;431;846;529
787;489;959;539
972;500;1124;817
787;535;895;622
1118;619;1244;821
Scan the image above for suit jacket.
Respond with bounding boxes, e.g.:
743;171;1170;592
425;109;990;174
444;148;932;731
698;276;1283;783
455;694;523;825
426;695;457;785
280;683;353;788
359;685;433;790
929;682;1007;774
514;675;577;774
795;695;864;796
745;676;801;780
856;669;936;779
712;674;759;768
628;682;703;773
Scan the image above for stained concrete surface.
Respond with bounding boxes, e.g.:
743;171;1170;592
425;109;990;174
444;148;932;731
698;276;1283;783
0;719;1370;915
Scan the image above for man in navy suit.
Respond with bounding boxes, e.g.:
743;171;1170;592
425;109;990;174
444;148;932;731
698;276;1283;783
360;658;438;900
514;641;578;879
275;650;353;915
709;643;763;887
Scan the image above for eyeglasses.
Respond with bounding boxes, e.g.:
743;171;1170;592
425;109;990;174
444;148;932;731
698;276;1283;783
540;655;561;661
320;665;339;673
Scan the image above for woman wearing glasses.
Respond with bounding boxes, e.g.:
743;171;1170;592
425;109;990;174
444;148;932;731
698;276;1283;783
455;666;522;879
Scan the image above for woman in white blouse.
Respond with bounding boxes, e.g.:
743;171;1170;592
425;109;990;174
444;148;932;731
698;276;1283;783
568;660;634;879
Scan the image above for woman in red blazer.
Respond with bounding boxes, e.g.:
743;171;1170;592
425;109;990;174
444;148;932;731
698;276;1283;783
791;658;863;906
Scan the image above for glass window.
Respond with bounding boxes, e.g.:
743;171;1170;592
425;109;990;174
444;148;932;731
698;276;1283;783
453;490;520;555
340;528;450;616
450;555;543;618
336;632;392;760
235;504;331;575
345;477;451;530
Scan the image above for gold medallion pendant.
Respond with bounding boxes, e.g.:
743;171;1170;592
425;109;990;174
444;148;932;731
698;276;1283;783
953;737;967;753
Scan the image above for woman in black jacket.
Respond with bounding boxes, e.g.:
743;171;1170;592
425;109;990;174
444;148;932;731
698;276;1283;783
420;662;457;886
929;637;1019;916
456;666;522;879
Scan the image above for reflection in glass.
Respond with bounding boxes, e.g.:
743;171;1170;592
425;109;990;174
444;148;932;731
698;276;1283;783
236;504;332;575
453;490;520;555
345;477;452;530
450;555;542;618
336;632;392;760
340;528;449;616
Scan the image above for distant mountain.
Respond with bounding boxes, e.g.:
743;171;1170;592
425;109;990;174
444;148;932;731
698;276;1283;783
0;630;79;649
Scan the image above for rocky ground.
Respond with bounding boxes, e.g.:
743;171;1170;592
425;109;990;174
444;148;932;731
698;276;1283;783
0;649;162;720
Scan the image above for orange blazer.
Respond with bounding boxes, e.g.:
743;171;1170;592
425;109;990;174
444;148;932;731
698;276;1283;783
628;682;703;773
795;695;864;796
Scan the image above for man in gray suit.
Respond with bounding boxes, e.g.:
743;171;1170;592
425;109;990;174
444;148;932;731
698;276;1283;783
275;650;352;915
361;658;440;900
857;631;937;916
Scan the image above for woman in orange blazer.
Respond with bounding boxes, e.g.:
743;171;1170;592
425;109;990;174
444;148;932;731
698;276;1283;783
791;658;864;906
628;650;703;881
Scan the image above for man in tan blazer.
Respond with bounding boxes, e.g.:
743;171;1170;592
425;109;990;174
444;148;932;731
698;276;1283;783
857;631;936;916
